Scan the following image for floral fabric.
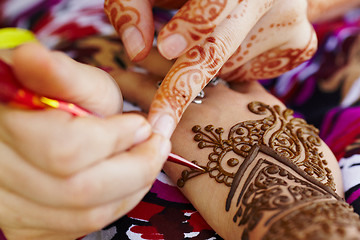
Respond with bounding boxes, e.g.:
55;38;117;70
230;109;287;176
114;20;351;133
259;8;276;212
1;1;360;239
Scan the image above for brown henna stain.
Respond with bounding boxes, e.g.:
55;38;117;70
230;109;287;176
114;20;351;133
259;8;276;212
221;28;317;81
159;0;227;44
176;101;360;239
263;200;360;240
151;37;227;119
227;144;342;239
178;101;335;190
104;0;140;34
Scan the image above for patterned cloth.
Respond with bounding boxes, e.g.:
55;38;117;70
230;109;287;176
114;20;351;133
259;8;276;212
1;1;360;239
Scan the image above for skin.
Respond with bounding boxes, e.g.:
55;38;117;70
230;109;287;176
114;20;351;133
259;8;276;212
307;0;360;22
116;65;348;239
0;43;171;240
105;0;318;139
105;0;360;140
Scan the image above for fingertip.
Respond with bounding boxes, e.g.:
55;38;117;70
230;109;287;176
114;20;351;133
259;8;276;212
134;119;152;144
157;33;188;60
149;113;176;139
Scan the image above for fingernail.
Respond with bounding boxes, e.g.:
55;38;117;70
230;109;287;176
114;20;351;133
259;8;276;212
121;25;145;60
159;136;171;160
151;114;175;139
134;123;151;144
158;33;188;60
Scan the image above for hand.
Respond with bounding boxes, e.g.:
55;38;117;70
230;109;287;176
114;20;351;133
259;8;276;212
0;43;171;240
116;64;347;239
104;0;317;138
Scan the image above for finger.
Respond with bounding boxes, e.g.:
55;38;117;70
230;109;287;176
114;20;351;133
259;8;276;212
157;0;237;60
148;0;273;138
0;185;150;236
221;26;317;81
219;0;317;81
0;133;169;208
58;133;170;207
0;107;152;176
104;0;154;61
12;43;122;117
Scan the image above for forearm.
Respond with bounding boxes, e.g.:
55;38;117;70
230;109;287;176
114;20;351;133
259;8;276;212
165;87;360;239
307;0;360;22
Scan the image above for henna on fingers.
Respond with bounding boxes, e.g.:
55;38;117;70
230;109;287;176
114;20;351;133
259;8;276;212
104;0;153;61
150;36;228;123
158;0;229;56
104;0;141;37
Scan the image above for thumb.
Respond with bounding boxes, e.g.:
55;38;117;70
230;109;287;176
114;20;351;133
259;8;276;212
104;0;154;62
12;43;122;117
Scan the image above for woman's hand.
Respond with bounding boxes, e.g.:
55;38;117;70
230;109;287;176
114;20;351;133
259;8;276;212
0;43;170;240
104;0;317;138
116;60;348;239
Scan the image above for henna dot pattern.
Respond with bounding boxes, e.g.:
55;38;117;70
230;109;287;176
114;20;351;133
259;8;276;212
177;101;335;190
175;101;360;238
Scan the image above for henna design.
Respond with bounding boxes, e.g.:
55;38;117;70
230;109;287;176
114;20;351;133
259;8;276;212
176;101;360;238
104;0;140;34
159;0;228;42
178;101;335;189
151;37;228;119
226;145;342;239
263;200;360;240
220;24;317;81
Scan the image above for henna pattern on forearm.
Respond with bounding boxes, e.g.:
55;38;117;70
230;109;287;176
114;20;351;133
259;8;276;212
104;0;141;34
263;200;360;240
228;145;360;239
177;101;360;239
178;101;334;189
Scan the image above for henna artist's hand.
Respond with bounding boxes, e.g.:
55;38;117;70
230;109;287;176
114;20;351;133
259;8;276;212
115;61;360;239
104;0;318;138
0;43;171;240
